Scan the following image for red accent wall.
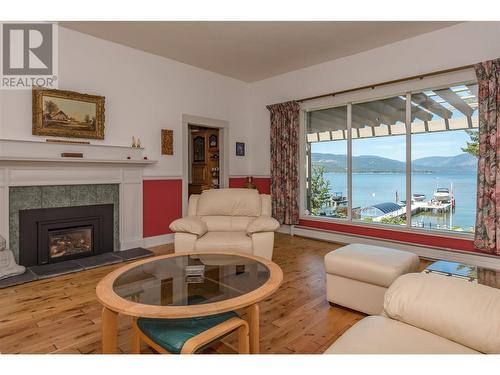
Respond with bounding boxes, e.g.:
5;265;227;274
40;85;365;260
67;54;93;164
299;218;482;254
143;177;480;255
143;179;182;237
229;177;271;194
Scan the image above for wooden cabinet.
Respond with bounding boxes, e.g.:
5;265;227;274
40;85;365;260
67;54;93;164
189;128;220;195
192;135;205;162
188;183;211;195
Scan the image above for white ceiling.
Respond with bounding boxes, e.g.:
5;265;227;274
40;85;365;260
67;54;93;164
61;21;460;82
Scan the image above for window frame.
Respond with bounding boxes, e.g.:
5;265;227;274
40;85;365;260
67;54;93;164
300;74;478;240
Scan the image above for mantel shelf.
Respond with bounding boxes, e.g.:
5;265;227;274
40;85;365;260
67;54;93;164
0;156;158;165
0;138;155;166
0;138;144;150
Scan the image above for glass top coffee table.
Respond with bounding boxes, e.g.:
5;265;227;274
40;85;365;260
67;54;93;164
424;260;500;289
96;252;283;354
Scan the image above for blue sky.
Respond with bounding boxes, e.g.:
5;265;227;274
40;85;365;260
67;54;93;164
311;130;471;161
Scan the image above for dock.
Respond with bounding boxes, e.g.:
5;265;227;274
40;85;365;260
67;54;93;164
372;201;452;222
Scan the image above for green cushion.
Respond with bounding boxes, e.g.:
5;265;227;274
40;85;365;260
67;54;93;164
137;311;239;354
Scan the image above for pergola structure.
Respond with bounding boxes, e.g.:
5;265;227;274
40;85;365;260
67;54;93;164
306;84;479;142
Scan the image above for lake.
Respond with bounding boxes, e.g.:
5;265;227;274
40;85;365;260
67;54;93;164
322;172;477;232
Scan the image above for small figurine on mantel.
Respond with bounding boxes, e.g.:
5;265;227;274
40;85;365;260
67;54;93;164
244;176;257;189
0;235;25;280
132;136;142;148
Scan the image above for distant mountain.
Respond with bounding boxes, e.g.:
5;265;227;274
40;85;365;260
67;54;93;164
312;152;477;173
412;153;478;170
311;153;348;172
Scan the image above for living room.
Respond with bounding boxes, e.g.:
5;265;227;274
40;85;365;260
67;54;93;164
1;1;500;374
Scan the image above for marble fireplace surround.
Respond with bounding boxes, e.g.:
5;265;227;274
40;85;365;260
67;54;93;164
0;139;158;260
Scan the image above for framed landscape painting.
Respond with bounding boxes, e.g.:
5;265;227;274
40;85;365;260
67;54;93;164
32;88;105;139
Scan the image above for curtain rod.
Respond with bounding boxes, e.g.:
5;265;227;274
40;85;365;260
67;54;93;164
295;64;476;103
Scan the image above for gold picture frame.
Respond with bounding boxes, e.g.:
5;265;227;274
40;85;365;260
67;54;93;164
32;88;105;139
161;129;174;155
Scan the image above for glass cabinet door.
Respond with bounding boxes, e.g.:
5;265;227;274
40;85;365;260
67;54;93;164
193;136;205;162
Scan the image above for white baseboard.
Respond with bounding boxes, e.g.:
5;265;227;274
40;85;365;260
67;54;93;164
277;224;291;234
291;225;500;271
143;233;174;248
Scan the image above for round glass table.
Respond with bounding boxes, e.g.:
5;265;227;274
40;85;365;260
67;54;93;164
96;252;283;354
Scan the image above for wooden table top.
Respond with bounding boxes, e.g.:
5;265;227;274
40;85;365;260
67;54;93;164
96;251;283;318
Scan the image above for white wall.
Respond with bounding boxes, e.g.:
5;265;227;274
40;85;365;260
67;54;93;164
247;21;500;176
0;26;251;178
2;22;500;179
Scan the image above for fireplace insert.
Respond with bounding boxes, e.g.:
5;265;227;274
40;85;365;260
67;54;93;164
48;225;93;260
19;204;114;267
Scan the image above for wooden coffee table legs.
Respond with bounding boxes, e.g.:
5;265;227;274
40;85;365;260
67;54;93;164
102;307;119;354
246;303;260;354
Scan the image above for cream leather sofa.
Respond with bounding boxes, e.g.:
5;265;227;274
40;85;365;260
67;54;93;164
325;273;500;354
169;189;279;260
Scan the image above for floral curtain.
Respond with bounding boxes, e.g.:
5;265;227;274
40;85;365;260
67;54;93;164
266;101;300;225
474;58;500;255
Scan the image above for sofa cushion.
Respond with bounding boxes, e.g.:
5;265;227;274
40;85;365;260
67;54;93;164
201;216;253;232
384;273;500;354
324;244;420;288
194;232;253;253
196;189;261;217
324;316;479;354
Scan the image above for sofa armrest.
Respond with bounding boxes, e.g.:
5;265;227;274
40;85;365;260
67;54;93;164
384;273;500;354
251;232;274;260
169;216;208;236
247;216;280;234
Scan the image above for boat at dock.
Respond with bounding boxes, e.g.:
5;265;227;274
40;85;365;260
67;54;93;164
412;193;426;202
331;192;346;202
433;188;451;202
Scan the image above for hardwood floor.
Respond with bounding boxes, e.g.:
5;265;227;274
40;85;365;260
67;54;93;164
0;234;366;354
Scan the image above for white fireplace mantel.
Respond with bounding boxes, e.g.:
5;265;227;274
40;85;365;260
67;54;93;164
0;139;158;251
0;156;156;164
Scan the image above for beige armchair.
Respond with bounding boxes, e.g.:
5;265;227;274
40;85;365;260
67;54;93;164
169;189;279;260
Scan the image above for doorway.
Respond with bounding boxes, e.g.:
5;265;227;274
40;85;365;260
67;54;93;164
188;125;221;195
182;114;229;215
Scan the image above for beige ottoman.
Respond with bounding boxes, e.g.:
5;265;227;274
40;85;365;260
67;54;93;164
325;243;419;315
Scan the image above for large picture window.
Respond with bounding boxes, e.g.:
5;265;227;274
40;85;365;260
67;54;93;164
305;81;478;235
